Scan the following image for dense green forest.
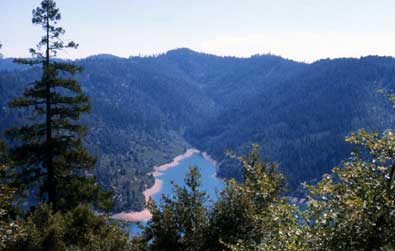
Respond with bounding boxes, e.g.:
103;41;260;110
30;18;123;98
2;49;395;208
131;136;395;251
0;1;131;250
1;1;395;250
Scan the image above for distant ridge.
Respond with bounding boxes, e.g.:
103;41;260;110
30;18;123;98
2;48;395;70
85;54;124;60
2;50;395;209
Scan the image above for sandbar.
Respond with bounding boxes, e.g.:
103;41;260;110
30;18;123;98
111;148;200;222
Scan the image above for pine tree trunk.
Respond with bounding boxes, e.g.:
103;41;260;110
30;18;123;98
45;14;55;205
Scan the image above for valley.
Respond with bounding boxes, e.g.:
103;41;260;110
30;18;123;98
1;49;395;212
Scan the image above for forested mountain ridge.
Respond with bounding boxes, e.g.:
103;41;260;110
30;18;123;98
1;49;395;210
192;56;395;191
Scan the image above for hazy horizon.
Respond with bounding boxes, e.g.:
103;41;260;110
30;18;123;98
2;47;395;64
1;0;395;62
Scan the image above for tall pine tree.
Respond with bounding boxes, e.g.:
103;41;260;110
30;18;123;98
7;0;111;211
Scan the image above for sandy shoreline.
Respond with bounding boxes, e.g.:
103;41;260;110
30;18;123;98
111;148;200;222
152;148;200;177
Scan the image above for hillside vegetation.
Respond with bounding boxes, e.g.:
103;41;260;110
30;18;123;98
1;50;395;209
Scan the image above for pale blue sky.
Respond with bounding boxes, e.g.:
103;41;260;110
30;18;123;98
1;0;395;62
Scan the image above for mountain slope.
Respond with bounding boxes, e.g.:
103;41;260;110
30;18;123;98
196;56;395;191
1;50;395;208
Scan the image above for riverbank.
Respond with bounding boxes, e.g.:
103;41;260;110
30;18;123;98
111;148;200;222
153;148;200;176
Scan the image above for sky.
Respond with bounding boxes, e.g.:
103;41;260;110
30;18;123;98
1;0;395;62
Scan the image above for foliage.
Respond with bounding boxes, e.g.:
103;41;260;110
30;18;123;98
3;50;395;208
0;63;191;212
5;203;131;251
207;145;306;251
132;146;307;251
135;166;209;251
3;36;395;249
6;0;110;211
1;1;131;250
132;139;395;251
0;142;25;250
304;129;395;251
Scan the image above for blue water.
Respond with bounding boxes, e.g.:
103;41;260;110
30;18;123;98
128;153;224;237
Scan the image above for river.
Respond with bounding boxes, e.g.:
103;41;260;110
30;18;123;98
126;150;224;236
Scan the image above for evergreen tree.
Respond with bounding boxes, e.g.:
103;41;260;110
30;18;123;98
6;0;111;211
134;146;306;251
5;203;131;251
134;166;209;251
1;2;132;250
